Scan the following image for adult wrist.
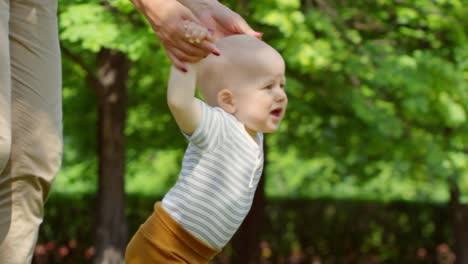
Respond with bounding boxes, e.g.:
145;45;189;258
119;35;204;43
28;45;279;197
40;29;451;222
133;0;175;15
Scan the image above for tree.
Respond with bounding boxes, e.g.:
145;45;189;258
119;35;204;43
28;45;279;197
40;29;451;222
94;49;130;263
59;1;155;262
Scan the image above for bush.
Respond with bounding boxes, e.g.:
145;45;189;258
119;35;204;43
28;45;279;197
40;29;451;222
34;195;454;263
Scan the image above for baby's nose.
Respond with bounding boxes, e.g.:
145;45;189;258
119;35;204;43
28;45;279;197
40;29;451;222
275;89;287;101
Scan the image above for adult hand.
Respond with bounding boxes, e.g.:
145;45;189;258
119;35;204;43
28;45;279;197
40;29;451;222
188;1;263;41
131;0;220;71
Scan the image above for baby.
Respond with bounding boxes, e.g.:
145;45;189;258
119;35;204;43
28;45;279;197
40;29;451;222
126;23;287;264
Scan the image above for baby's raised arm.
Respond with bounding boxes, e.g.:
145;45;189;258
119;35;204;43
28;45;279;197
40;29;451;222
167;63;200;135
167;22;211;135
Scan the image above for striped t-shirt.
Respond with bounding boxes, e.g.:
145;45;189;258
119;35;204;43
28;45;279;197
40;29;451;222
161;99;264;249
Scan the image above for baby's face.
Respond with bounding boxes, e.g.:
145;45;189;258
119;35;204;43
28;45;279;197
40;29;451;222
231;52;288;136
197;35;288;136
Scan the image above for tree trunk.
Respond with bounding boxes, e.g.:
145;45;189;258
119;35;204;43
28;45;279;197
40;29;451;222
93;49;130;264
231;143;267;264
450;183;468;264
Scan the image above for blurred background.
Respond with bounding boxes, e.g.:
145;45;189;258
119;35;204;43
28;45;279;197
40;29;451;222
33;0;467;263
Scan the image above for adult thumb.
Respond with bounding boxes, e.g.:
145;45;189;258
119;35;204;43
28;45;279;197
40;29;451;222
233;17;263;39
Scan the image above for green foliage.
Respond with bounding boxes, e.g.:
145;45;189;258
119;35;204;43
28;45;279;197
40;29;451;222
254;0;468;201
56;0;468;202
125;149;182;195
59;1;155;60
56;0;180;196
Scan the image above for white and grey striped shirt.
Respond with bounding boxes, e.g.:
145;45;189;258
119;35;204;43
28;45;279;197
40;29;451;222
162;99;264;249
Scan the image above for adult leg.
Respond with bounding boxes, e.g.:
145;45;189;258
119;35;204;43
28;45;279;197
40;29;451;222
0;0;12;249
0;0;62;262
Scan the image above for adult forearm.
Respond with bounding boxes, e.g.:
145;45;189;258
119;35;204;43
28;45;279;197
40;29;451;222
130;0;165;13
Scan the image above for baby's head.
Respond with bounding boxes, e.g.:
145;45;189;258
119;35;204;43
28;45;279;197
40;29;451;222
197;35;287;136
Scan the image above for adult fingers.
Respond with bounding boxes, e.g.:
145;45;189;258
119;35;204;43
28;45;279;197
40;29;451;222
169;46;201;63
235;16;262;38
161;34;204;62
166;7;214;58
198;40;220;56
236;16;263;39
176;37;220;57
228;14;262;39
177;22;219;57
176;40;210;58
173;26;211;57
167;51;187;72
211;4;262;39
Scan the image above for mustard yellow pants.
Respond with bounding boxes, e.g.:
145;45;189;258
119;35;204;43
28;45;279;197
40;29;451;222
0;0;62;263
125;202;221;264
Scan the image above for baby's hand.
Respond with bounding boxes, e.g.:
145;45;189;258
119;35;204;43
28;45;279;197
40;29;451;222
182;20;213;45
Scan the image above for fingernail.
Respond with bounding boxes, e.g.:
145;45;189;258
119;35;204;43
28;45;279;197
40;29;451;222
212;47;221;56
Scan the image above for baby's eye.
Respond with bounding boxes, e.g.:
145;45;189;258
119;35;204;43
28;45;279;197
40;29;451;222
280;83;285;89
264;84;273;90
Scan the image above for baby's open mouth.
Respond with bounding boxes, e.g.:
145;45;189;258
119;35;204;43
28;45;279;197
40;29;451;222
270;108;282;117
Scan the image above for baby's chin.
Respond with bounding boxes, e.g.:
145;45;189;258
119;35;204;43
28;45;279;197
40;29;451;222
246;121;284;134
262;124;283;133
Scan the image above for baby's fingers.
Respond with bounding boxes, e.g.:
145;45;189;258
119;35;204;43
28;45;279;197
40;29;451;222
193;26;213;44
183;21;213;43
180;20;220;58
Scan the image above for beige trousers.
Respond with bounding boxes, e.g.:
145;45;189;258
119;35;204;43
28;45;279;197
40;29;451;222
0;0;62;263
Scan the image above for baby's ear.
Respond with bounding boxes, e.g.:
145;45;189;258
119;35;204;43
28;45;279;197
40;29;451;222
217;89;236;114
